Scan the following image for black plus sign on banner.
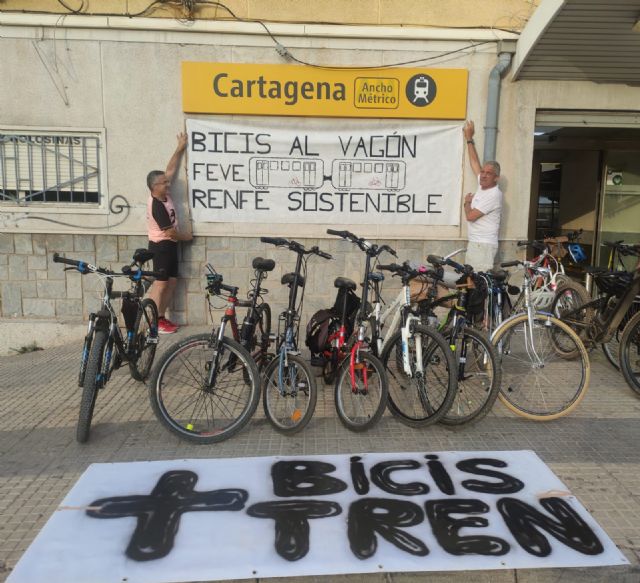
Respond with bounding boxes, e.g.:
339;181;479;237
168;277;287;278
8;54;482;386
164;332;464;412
87;470;248;561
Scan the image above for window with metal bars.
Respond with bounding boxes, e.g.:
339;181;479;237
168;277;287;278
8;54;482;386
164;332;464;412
0;130;102;204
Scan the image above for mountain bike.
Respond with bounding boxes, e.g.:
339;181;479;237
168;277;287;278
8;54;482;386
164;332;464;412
148;267;261;443
418;254;501;426
52;249;161;443
551;252;640;397
260;236;332;433
596;241;640;369
491;258;590;420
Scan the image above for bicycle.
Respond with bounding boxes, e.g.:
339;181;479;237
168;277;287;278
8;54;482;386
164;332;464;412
325;230;456;429
206;258;275;370
596;241;640;369
260;236;332;433
490;258;591;420
513;237;589;314
148;268;262;444
417;254;501;426
551;249;640;397
52;249;161;443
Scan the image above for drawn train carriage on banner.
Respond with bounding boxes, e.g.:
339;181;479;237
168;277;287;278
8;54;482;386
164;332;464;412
331;159;406;191
248;157;406;191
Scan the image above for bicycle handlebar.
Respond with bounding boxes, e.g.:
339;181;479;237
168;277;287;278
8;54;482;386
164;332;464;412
501;260;521;268
261;236;289;246
261;236;331;259
326;228;396;257
121;265;166;280
53;253;112;275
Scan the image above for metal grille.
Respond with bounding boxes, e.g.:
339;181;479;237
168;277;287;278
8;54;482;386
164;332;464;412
0;131;101;204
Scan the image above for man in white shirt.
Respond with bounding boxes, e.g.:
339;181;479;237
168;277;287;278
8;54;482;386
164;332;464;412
462;120;503;271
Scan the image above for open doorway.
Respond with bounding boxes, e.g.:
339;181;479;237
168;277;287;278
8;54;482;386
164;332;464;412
530;125;640;271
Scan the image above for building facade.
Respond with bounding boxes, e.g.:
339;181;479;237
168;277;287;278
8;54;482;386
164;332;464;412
1;0;639;349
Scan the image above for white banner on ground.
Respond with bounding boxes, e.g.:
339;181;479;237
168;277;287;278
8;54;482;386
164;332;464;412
8;451;628;583
186;118;463;225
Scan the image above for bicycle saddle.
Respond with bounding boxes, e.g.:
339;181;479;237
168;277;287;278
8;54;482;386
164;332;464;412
367;272;385;282
487;268;509;282
282;272;304;287
133;248;154;264
334;277;356;290
252;257;275;272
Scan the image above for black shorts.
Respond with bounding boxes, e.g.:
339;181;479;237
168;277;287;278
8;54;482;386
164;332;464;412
148;240;178;281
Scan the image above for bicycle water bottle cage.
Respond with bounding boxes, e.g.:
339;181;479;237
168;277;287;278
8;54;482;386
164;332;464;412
282;272;304;287
567;243;587;263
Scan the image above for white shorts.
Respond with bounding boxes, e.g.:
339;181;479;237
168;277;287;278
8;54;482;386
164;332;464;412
465;241;498;272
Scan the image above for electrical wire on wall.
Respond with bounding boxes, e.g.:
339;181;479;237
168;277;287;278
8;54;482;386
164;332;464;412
41;0;503;69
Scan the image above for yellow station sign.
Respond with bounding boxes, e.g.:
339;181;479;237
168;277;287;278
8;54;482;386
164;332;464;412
182;62;467;119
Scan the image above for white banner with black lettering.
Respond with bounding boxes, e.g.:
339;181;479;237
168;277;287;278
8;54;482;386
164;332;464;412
186;118;462;225
7;451;627;583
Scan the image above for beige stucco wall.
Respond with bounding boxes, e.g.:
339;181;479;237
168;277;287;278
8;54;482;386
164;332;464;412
1;0;541;29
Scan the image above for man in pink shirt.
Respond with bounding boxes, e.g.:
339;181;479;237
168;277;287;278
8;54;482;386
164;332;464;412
462;120;503;272
146;132;192;334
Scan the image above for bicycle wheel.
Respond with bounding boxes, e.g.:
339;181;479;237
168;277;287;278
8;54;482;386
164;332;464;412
441;327;501;426
492;313;590;420
77;328;107;443
129;298;159;381
382;325;456;428
334;350;388;431
619;310;640;396
551;281;593;342
263;353;317;434
149;334;260;444
602;300;640;370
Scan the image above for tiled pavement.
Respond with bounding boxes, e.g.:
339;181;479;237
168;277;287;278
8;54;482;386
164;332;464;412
1;325;639;583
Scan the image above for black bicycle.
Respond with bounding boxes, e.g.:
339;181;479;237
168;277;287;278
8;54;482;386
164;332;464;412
53;249;162;443
260;237;332;433
148;266;262;444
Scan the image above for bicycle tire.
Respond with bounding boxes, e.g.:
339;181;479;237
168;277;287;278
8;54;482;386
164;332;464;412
382;324;457;428
619;310;640;396
551;281;593;351
262;353;317;434
129;298;159;381
492;313;590;420
77;328;107;443
440;327;501;426
602;300;640;370
334;350;388;431
149;334;260;444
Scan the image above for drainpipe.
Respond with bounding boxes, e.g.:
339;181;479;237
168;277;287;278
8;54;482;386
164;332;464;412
483;52;513;163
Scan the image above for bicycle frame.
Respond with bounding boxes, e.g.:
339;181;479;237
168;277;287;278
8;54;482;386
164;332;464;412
560;271;640;346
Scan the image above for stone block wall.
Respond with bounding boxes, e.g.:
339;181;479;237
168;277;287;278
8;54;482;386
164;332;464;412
0;232;521;328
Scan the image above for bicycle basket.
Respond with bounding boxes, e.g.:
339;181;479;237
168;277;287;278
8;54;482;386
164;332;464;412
410;276;456;308
543;236;569;259
593;270;633;297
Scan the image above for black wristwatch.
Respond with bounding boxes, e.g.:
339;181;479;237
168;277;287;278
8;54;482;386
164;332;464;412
466;139;474;144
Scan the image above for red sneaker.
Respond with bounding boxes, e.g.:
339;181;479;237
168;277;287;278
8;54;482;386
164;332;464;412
158;317;177;334
163;317;180;330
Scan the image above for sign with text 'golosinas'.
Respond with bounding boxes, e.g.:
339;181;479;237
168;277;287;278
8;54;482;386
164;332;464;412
182;62;467;119
7;452;627;583
186;117;462;225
